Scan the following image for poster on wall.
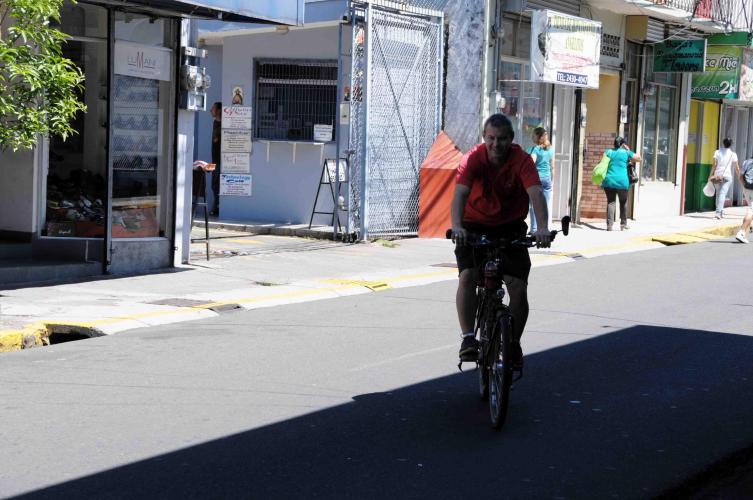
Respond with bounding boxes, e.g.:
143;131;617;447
231;86;244;105
114;41;172;81
313;124;333;142
530;10;602;89
220;174;252;196
691;46;742;99
221;153;251;174
222;106;252;129
221;129;252;153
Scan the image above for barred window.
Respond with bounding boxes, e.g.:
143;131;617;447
601;33;621;59
254;59;338;141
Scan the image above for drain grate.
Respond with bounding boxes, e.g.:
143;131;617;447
148;298;209;307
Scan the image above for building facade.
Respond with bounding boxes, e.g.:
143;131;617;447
0;0;303;284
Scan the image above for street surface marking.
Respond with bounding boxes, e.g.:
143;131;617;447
349;344;457;372
224;239;264;244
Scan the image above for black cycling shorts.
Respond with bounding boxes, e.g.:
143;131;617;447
454;221;531;282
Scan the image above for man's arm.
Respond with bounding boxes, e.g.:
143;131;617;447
451;184;471;246
526;184;551;248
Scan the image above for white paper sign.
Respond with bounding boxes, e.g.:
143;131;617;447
222;106;252;129
114;41;172;81
530;10;602;89
339;103;350;125
313;124;333;142
326;159;347;182
220;174;252;196
221;129;252;153
221;153;250;173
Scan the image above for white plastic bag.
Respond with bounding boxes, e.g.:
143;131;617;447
702;180;715;197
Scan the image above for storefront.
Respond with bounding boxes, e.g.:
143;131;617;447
686;39;753;212
494;8;599;221
0;0;303;282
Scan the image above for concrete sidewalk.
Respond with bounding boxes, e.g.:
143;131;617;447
0;207;748;351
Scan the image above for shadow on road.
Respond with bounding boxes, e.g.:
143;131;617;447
15;326;753;499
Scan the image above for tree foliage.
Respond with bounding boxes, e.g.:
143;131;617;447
0;0;86;151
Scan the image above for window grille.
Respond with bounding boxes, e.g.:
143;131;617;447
601;33;621;59
254;59;338;141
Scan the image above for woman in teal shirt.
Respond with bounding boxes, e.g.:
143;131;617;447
603;136;641;231
527;127;554;234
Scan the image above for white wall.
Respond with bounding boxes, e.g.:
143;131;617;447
216;26;341;223
0;149;36;236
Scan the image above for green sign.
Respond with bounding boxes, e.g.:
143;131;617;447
706;32;753;47
654;40;707;72
692;45;741;99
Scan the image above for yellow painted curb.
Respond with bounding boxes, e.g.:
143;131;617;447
0;322;50;353
652;224;738;245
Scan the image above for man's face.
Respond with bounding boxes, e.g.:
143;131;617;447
210;104;220;120
483;124;513;164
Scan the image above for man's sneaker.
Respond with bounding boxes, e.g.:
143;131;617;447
459;336;480;361
510;342;524;370
736;230;749;244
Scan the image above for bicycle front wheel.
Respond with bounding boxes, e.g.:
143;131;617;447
489;314;514;429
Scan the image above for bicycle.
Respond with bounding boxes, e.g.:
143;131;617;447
448;216;570;429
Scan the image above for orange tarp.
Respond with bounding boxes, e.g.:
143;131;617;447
418;131;464;238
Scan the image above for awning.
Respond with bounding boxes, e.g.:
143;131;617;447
101;0;304;25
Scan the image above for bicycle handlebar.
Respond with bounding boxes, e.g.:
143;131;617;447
445;229;557;248
445;216;571;248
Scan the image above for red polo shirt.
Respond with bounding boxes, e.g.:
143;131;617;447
456;143;541;226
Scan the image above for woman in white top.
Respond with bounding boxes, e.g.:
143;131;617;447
709;137;739;219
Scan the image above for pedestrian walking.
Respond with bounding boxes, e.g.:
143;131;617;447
527;127;554;235
709;138;738;220
602;137;641;231
735;157;753;244
210;101;222;216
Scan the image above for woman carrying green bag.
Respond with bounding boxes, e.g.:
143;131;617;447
602;137;641;231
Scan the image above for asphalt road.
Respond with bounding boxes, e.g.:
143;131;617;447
1;239;752;499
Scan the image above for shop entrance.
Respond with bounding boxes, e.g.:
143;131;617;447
721;105;753;206
551;86;575;220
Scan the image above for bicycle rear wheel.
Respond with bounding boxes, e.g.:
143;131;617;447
489;314;514;429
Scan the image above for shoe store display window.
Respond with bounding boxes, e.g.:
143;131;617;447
44;3;108;238
43;5;175;240
110;12;175;239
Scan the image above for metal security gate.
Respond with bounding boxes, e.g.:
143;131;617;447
344;2;443;239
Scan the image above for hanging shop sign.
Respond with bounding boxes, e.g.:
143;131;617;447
530;10;602;89
220;174;252;196
114;41;172;81
654;40;707;73
691;46;742;99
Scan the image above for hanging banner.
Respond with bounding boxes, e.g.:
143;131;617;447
530;10;602;89
739;49;753;102
691;46;742;99
654;40;707;73
114;41;172;81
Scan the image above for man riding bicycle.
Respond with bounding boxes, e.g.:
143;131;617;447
451;114;552;366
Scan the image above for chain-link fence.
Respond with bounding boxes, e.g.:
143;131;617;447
347;2;443;238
